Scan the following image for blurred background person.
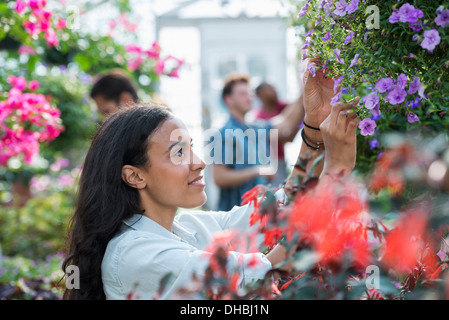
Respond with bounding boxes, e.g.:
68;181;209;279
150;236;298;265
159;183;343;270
254;81;302;187
90;69;139;122
212;72;304;211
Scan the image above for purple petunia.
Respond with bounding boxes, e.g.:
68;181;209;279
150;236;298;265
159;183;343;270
396;73;408;90
331;92;342;106
420;29;441;52
302;49;308;61
333;48;344;63
363;92;380;110
333;0;359;17
297;0;310;18
301;37;312;50
407;112;420;123
333;0;348;17
358;118;376;136
370;104;381;121
346;0;359;14
349;53;359;68
398;3;423;24
385;86;407;105
334;75;344;94
308;63;316;77
390;3;424;31
343;31;354;44
406;97;421;109
375;77;394;93
435;7;449;27
407;76;422;95
321;32;332;41
389;11;400;24
369;138;379;150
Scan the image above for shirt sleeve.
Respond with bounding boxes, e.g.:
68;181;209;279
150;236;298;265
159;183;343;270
116;233;272;299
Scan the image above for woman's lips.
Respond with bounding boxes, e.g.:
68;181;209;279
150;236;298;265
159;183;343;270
188;176;205;187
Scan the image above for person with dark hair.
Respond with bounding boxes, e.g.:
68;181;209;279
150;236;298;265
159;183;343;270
62;60;360;300
213;73;304;211
254;82;297;187
90;69;139;121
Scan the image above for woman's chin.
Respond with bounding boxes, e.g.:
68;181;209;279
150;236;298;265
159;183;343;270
185;192;207;209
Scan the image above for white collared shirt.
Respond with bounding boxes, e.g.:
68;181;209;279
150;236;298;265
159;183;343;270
101;194;285;300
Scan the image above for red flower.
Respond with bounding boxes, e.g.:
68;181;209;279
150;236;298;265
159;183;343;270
288;178;371;268
380;209;436;274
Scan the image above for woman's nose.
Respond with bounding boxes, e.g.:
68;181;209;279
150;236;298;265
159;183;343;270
191;151;206;170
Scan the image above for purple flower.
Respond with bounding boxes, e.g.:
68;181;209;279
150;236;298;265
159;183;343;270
343;31;354;44
321;32;332;41
407;112;419;123
406;8;424;24
385;86;407;105
297;0;310;18
333;0;348;17
308;63;316;77
435;8;449;27
398;3;423;23
363;92;379;110
318;0;326;9
349;53;359;68
406;97;421;109
358;118;377;136
301;37;312;50
420;29;441;52
389;11;400;24
330;92;342;106
346;0;359;14
409;22;422;31
302;49;308;61
333;48;344;63
397;73;408;90
375;77;394;93
334;75;344;93
369;138;379;150
407;76;422;95
370;105;381;121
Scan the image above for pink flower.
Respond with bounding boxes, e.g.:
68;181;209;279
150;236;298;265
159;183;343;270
125;44;142;53
45;28;59;47
15;0;27;13
29;0;47;10
8;76;27;91
168;69;180;78
154;58;165;75
18;45;36;55
28;80;40;91
127;56;144;71
56;18;67;29
23;21;38;35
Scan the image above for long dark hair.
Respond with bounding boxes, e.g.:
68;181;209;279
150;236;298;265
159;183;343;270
62;103;172;300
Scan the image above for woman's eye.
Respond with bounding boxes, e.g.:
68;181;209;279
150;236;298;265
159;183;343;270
176;148;183;157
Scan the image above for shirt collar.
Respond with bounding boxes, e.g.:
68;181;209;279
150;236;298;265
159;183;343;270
123;214;197;244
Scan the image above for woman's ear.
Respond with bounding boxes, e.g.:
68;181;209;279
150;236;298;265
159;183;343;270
122;165;146;189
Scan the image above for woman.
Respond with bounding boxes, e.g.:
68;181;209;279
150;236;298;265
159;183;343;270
62;61;359;299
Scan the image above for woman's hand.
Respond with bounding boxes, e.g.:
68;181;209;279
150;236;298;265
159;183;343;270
319;100;360;178
303;58;335;129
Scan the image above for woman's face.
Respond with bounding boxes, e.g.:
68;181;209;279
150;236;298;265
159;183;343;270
141;117;207;209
